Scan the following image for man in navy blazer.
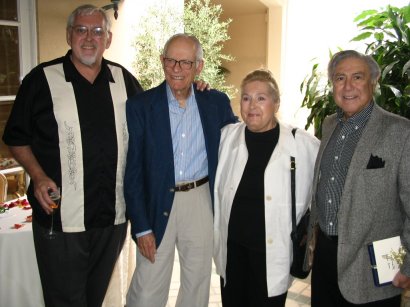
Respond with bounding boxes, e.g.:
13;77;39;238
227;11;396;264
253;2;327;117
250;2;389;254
124;33;236;307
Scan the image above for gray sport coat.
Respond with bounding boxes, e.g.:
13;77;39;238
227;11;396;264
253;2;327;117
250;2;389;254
305;103;410;304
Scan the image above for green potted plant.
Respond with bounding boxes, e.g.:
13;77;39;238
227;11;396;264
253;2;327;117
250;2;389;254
300;4;410;138
131;0;235;98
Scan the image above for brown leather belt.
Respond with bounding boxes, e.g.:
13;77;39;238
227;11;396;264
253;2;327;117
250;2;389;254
172;176;209;192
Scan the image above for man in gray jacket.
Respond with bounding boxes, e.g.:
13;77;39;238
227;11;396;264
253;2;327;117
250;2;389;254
306;50;410;306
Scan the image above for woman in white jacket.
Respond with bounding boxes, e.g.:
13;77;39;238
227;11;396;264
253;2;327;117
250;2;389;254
213;69;319;306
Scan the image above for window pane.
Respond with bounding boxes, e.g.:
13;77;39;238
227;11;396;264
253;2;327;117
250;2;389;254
0;26;20;96
0;0;18;21
0;103;12;157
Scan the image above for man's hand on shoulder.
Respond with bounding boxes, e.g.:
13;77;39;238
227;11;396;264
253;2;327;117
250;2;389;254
137;233;157;263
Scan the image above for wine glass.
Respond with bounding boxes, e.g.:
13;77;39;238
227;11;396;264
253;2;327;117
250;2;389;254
47;187;60;239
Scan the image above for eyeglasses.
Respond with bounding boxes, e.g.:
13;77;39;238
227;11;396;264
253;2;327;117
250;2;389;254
71;25;106;38
163;57;196;70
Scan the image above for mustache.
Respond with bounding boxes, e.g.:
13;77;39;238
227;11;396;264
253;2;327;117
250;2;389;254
80;43;97;49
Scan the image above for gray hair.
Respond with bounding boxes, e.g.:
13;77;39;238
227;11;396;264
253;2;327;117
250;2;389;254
67;5;112;32
328;50;381;86
241;69;280;102
162;33;204;62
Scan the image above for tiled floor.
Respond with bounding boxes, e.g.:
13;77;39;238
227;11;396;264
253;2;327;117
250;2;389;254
165;251;410;307
166;252;311;307
166;251;410;307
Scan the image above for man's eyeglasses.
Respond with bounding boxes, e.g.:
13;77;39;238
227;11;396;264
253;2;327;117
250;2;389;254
71;25;106;38
163;57;196;70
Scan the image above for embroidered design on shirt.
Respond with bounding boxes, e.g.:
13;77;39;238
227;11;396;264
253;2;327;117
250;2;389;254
64;121;77;190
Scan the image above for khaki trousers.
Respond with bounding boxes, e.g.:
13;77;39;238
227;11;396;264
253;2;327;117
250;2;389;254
127;182;213;307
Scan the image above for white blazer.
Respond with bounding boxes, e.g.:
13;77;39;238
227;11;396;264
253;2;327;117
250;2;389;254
213;121;319;297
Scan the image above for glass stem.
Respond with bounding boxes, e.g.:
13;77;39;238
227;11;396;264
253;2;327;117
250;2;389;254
49;211;54;234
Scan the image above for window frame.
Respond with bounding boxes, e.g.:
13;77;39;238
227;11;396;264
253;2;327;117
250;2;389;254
0;0;37;103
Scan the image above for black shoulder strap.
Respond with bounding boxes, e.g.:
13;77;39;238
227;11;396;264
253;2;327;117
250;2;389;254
291;128;297;238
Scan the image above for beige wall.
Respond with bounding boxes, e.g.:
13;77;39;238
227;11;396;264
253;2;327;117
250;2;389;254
265;5;282;85
36;0;108;62
35;0;274;119
220;12;267;117
216;1;285;119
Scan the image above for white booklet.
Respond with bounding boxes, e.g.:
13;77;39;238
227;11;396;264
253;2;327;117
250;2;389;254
368;236;404;286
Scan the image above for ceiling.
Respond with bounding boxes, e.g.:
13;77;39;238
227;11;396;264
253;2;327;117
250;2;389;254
211;0;267;16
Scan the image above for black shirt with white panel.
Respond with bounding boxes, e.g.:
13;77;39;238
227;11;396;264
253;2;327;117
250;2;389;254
3;50;143;231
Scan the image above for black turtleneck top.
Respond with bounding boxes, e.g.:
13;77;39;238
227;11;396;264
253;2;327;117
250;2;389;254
228;124;280;251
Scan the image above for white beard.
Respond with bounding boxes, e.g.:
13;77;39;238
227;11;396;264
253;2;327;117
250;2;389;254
79;54;97;66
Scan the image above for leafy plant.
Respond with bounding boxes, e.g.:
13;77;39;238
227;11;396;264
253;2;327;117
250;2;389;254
300;4;410;138
299;54;337;138
131;2;181;91
132;0;236;98
184;0;235;97
352;5;410;117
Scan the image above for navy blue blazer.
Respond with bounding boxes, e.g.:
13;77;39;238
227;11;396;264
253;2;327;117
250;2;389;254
124;81;236;247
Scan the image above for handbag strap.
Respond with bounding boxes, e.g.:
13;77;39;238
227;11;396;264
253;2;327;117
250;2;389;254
291;128;297;239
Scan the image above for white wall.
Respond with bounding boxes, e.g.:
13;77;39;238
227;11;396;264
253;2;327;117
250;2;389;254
279;0;409;130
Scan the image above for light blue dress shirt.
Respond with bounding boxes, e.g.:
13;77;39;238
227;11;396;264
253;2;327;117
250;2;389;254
166;83;208;183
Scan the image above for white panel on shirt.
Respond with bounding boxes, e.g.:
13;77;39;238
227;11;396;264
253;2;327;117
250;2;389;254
108;64;128;225
44;64;85;232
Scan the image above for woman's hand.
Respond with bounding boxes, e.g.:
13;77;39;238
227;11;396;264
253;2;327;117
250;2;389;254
195;80;211;91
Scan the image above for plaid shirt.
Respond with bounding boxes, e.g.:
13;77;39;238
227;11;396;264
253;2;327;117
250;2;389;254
317;102;374;236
